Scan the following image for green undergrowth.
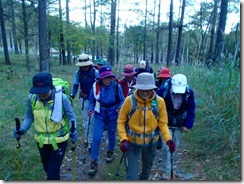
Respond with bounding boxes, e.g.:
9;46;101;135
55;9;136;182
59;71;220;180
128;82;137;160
0;54;240;180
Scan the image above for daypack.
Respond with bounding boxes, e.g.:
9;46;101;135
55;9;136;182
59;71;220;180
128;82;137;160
52;78;70;96
127;93;159;121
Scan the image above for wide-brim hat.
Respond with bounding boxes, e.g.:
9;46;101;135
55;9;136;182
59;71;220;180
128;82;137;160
75;54;94;66
171;74;187;93
133;73;157;90
121;64;137;77
29;72;52;95
99;66;115;79
157;68;171;78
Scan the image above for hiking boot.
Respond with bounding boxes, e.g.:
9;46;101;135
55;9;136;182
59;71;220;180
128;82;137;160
160;174;170;180
106;150;113;163
84;141;88;149
88;160;98;175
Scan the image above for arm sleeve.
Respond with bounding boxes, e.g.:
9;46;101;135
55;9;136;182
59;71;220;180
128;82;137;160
185;89;195;129
71;71;79;96
117;84;125;108
21;95;34;133
88;85;96;110
62;94;77;129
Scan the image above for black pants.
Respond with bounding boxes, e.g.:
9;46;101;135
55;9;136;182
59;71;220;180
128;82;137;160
38;141;67;180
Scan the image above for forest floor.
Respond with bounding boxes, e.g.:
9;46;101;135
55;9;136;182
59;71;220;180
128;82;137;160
60;131;208;181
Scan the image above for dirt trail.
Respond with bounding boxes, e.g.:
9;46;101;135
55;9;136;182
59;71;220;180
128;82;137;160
60;135;207;181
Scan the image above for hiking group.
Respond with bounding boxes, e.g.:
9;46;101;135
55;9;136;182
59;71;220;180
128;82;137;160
13;53;195;180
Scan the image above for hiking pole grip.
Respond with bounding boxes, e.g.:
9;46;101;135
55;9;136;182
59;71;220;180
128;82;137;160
71;121;75;151
15;118;21;142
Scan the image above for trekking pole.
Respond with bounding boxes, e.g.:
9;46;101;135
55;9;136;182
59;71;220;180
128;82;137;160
82;117;91;164
15;118;21;180
115;152;125;177
71;121;76;180
170;127;176;180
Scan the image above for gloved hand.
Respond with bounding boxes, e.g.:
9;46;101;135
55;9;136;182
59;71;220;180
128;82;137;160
13;128;24;140
70;94;75;99
87;109;93;117
120;140;129;152
167;140;176;153
70;131;78;143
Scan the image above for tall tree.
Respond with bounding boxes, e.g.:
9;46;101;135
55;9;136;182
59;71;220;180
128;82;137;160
21;0;31;72
155;0;161;64
0;0;11;65
166;0;173;67
59;0;66;65
143;0;148;60
39;0;49;72
10;0;19;54
207;0;218;66
175;0;186;66
66;0;71;64
108;0;116;66
214;0;228;65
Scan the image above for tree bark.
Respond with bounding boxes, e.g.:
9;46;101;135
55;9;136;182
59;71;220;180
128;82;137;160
38;0;49;72
108;0;116;66
166;0;173;67
214;0;228;65
0;0;11;65
10;0;19;54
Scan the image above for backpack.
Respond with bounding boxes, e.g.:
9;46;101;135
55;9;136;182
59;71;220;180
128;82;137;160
52;78;70;96
127;93;159;121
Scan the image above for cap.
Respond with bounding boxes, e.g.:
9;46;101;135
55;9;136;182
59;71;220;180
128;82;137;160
139;60;146;69
171;74;187;93
29;72;53;95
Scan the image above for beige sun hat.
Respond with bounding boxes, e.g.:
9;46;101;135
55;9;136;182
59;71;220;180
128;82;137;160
75;54;94;67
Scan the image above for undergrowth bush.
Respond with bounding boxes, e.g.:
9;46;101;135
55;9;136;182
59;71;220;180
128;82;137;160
0;53;240;180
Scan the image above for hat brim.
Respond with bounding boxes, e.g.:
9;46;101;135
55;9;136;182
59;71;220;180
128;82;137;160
75;61;94;66
121;71;137;77
157;74;171;78
132;84;157;90
99;71;115;79
172;85;186;94
29;86;51;95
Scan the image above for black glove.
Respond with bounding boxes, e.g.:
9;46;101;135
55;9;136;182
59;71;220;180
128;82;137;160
13;128;24;140
70;94;75;99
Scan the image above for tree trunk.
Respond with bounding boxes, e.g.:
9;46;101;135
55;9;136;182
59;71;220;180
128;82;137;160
59;0;66;65
108;0;116;66
0;0;11;65
66;0;71;65
207;0;218;66
143;0;148;60
166;0;173;67
38;0;49;72
21;0;31;72
214;0;228;65
10;0;19;54
155;0;161;64
175;0;186;66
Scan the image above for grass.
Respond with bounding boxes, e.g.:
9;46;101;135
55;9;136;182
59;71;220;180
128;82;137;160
0;53;240;180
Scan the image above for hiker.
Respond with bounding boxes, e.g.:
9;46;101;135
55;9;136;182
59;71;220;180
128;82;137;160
87;65;125;175
94;57;107;71
117;73;176;180
135;60;147;77
157;74;195;180
119;64;137;98
156;67;171;88
13;72;77;180
70;54;99;153
145;60;154;74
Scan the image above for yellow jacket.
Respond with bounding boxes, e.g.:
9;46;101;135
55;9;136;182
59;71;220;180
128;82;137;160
117;89;171;145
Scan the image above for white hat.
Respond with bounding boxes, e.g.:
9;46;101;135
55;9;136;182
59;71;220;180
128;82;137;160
75;54;94;66
133;73;157;90
139;60;146;69
171;74;187;93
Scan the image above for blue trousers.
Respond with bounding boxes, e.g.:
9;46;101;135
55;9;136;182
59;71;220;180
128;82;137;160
38;141;67;180
91;116;117;161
